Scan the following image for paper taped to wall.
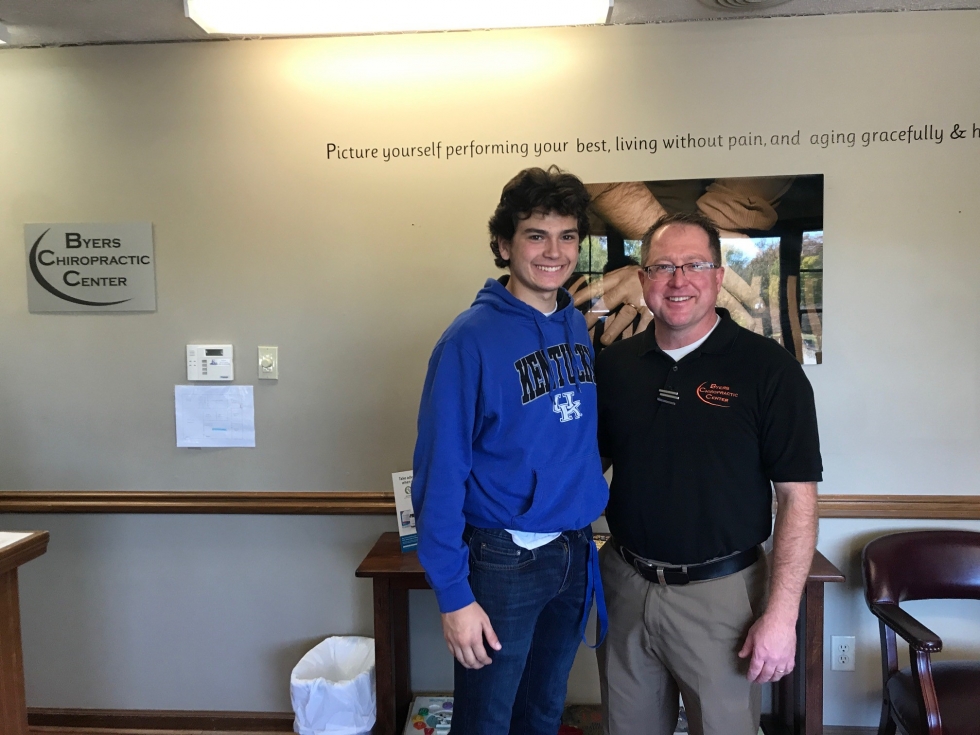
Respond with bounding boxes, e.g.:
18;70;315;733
175;385;256;448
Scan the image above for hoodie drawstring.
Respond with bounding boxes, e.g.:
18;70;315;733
562;313;582;393
583;536;608;648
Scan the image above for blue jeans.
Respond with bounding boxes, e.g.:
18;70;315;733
450;525;593;735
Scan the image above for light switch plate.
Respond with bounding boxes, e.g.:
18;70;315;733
258;346;278;380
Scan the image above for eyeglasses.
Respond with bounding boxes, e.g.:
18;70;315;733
641;262;719;280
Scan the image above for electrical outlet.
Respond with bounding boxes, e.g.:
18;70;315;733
831;635;856;671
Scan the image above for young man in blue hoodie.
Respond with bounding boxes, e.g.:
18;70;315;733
412;167;609;735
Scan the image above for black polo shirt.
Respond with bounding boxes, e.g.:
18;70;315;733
596;309;822;565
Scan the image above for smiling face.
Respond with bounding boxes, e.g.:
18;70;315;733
640;222;724;349
497;210;580;312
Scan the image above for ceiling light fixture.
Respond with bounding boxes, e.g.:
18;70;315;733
184;0;613;36
697;0;793;10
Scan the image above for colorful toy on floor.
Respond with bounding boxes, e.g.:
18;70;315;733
403;696;453;735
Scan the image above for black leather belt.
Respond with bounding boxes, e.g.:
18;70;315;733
612;539;760;586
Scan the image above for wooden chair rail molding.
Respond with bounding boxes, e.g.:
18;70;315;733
0;491;978;519
818;494;980;519
0;491;393;515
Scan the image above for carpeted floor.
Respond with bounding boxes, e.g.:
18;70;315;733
405;696;692;735
561;704;689;735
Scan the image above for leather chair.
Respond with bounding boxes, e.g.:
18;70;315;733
862;530;980;735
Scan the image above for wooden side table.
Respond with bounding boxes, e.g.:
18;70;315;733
357;532;844;735
355;533;429;735
0;531;49;735
762;551;846;735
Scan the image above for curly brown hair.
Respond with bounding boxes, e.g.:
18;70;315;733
488;166;591;269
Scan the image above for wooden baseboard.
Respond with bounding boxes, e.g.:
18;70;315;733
27;708;294;733
2;491;980;520
26;708;878;735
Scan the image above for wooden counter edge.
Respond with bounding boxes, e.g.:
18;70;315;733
809;550;845;583
0;531;49;576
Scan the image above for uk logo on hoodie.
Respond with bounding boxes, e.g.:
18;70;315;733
552;392;583;422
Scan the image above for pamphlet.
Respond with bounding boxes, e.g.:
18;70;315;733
391;470;417;553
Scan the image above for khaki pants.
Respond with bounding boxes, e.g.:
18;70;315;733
597;543;768;735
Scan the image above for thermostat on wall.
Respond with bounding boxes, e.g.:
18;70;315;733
186;344;234;381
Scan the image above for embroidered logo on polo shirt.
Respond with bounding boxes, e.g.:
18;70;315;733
696;382;739;407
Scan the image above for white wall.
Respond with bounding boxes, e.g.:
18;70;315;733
2;10;980;725
4;514;388;710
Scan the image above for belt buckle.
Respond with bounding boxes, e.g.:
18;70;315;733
630;556;664;586
657;564;690;586
638;560;690;586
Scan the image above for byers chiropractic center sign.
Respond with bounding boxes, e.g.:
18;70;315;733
25;223;156;312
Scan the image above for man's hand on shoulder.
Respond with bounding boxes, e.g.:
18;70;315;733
738;611;796;683
441;602;501;669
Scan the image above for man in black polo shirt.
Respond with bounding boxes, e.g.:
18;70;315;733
595;211;821;735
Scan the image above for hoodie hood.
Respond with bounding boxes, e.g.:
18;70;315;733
472;276;572;318
473;277;580;395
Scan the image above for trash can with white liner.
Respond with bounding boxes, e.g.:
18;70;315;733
290;636;376;735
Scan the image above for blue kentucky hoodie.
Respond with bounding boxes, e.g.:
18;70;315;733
412;277;609;613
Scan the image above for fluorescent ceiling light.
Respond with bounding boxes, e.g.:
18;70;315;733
184;0;613;36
